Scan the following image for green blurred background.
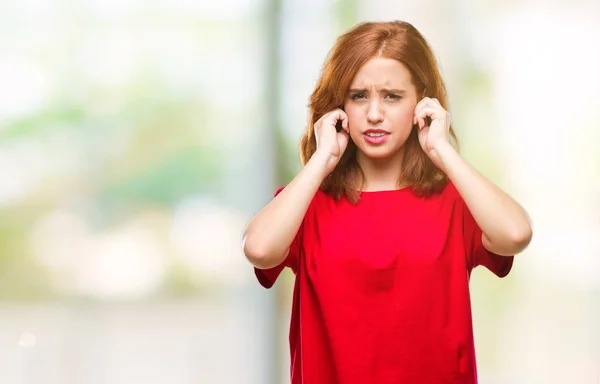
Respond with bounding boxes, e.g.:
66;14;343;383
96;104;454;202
0;0;598;383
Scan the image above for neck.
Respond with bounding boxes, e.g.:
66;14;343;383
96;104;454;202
356;149;405;192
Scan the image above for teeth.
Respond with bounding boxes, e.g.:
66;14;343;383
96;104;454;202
366;133;386;137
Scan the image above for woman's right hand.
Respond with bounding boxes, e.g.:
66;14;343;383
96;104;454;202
313;108;350;174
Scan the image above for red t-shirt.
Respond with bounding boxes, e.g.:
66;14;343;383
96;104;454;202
254;182;513;384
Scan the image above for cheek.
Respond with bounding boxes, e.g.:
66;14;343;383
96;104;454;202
391;106;417;125
345;107;360;121
345;109;362;131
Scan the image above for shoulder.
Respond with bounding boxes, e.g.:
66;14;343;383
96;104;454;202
440;180;460;199
406;181;465;220
438;180;464;204
416;180;462;205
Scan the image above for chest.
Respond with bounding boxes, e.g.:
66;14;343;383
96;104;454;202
299;198;463;291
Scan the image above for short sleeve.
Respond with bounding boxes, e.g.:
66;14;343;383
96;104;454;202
462;198;514;277
254;186;302;289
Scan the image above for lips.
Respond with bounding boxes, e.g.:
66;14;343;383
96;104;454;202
363;129;389;145
364;129;390;135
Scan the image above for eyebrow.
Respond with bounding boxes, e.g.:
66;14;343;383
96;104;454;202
348;88;407;94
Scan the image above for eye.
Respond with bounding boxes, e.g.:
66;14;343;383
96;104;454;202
350;92;366;100
385;94;401;100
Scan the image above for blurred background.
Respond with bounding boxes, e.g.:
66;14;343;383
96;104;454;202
0;0;598;383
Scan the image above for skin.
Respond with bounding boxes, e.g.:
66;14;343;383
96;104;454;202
243;57;532;269
340;57;532;255
343;57;418;191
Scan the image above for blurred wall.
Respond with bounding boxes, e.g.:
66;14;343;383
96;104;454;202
0;0;598;383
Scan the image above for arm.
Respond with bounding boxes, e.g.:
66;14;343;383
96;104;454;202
242;108;350;269
242;153;330;269
432;143;532;256
414;97;533;256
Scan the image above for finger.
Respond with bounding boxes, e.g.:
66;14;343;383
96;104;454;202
338;130;350;152
321;109;345;132
334;108;349;132
429;98;442;108
416;107;445;129
321;109;341;123
414;97;428;112
342;114;349;132
415;97;440;113
416;106;446;120
416;97;445;115
413;101;423;126
414;97;433;123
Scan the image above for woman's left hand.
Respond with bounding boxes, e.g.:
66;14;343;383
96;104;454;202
413;97;452;160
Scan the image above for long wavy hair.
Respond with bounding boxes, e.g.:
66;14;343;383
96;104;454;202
299;20;458;204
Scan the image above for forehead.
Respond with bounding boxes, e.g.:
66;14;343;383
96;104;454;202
350;57;413;89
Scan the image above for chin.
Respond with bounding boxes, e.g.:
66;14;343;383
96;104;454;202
358;145;401;160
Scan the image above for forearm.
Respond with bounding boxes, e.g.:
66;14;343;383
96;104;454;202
432;144;532;255
242;152;330;268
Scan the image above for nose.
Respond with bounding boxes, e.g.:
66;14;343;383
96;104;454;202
367;99;383;124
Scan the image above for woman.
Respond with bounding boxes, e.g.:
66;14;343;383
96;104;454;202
242;20;532;384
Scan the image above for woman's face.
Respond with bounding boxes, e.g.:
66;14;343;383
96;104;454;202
344;57;419;161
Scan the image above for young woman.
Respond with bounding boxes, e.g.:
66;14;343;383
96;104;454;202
242;20;532;384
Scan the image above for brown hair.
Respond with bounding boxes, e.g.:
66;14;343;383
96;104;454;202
299;20;458;204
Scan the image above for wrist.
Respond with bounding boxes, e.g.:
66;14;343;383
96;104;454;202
428;142;458;172
307;151;333;179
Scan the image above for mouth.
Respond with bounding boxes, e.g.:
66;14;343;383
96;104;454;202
362;129;390;145
363;129;390;136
